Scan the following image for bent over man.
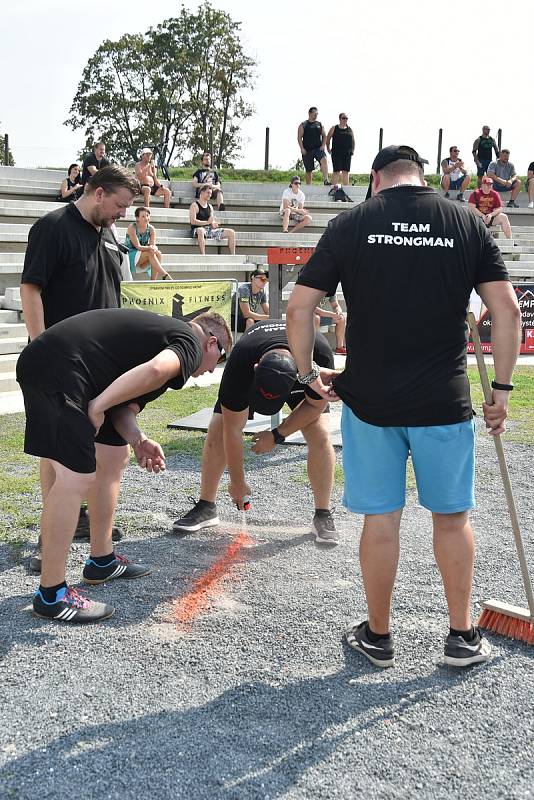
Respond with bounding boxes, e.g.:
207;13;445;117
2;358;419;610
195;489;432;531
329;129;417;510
286;145;521;668
17;308;231;624
173;320;339;545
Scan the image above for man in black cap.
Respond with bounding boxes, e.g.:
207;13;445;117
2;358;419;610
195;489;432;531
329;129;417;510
286;145;521;667
173;319;339;545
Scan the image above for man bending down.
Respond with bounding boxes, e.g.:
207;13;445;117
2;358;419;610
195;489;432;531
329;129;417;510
17;308;231;624
173;320;339;545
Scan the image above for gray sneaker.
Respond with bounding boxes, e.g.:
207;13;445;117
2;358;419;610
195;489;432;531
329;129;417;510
311;510;339;546
173;499;219;534
443;627;491;667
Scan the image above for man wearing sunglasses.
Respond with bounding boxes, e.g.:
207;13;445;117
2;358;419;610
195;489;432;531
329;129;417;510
440;146;470;202
17;308;232;624
231;269;270;332
173;319;339;546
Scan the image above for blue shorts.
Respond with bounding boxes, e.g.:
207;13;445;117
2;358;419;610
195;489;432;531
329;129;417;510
340;406;475;515
477;159;491;177
493;180;519;193
448;176;467;190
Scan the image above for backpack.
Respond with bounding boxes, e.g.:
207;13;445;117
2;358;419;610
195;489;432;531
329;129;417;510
329;185;352;202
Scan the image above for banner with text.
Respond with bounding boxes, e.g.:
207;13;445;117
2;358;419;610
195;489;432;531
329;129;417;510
120;279;238;327
468;284;534;354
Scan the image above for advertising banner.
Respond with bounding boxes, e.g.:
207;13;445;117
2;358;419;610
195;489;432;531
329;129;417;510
120;279;238;327
468;284;534;354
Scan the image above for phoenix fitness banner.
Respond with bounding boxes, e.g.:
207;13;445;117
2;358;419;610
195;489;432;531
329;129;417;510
468;283;534;354
120;279;238;328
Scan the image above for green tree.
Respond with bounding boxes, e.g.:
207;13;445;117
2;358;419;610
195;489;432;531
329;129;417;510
65;2;255;168
0;123;15;166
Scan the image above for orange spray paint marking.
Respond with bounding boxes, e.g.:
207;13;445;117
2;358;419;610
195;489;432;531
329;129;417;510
172;530;253;626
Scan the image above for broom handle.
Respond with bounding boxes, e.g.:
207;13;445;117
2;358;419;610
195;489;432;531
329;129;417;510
468;312;534;618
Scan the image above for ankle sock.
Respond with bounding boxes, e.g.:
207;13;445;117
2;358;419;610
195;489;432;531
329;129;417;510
39;581;68;603
314;508;331;516
450;626;476;641
365;622;391;642
90;552;115;567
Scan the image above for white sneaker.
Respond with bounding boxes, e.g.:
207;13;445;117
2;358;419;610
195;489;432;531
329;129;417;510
528;201;534;209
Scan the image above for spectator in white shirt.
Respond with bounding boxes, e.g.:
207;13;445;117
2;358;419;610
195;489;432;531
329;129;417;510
279;177;312;233
441;146;470;202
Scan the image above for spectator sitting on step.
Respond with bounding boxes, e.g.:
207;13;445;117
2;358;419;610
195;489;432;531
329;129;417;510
135;148;172;209
468;176;513;239
472;125;499;188
526;160;534;209
487;149;521;208
314;293;347;355
280;177;312;233
124;207;171;280
232;269;270;332
189;186;236;255
57;164;83;203
440;146;470;202
81;141;110;186
192;152;225;211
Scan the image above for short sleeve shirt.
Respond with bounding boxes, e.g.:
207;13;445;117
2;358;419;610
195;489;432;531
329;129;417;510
193;168;220;186
16;309;203;412
81;153;111;185
468;189;502;215
280;188;305;212
237;283;267;317
488;160;516;181
296;186;509;427
21;204;124;329
218;320;334;412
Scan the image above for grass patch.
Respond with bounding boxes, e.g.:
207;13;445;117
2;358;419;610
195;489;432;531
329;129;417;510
468;366;534;443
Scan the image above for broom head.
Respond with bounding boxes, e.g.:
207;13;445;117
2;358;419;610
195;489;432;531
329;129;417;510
478;599;534;645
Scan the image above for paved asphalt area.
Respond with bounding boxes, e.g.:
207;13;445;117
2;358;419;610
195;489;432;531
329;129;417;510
1;420;533;799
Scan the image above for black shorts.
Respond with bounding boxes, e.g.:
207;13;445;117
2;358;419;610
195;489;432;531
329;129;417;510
213;387;329;418
332;153;352;172
141;184;160;196
20;384;127;474
303;148;326;173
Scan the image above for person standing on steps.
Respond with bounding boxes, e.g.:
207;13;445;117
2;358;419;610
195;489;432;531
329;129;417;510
297;107;331;186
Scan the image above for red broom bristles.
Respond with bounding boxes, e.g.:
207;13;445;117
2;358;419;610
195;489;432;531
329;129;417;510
478;608;534;645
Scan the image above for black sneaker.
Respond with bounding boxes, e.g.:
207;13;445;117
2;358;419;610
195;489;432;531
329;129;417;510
443;627;491;667
311;510;339;546
33;586;114;624
73;506;123;541
456;192;466;203
345;621;395;668
219;203;226;211
82;554;151;585
324;180;332;186
507;200;519;208
444;191;450;199
172;499;219;533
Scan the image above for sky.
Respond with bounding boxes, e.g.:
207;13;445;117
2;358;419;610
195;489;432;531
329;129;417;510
3;0;533;176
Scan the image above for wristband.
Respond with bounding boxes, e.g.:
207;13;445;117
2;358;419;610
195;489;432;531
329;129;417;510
297;361;320;385
271;427;286;445
491;380;514;391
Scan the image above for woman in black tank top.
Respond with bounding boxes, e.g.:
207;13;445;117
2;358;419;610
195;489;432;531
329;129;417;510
58;164;83;203
326;114;355;186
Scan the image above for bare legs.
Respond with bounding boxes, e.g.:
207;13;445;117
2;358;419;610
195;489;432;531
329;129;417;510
137;249;170;280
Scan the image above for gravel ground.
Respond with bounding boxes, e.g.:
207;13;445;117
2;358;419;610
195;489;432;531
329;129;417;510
1;418;533;800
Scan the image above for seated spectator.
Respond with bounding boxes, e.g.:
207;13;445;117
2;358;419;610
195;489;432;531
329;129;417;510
192;152;225;211
441;146;470;202
135;148;171;208
189;186;236;255
468;176;513;239
298;107;331;186
57;164;83;203
487;150;521;207
124;207;171;280
314;293;346;355
326;113;355;186
81;141;110;185
526;160;534;209
231;269;270;332
280;177;312;233
472;125;499;188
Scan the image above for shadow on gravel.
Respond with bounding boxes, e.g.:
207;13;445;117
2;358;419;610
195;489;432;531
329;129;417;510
0;646;511;799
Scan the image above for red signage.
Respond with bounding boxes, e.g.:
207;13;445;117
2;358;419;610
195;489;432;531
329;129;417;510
468;284;534;354
267;247;315;266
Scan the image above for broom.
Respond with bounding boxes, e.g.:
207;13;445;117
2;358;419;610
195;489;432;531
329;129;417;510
468;312;534;644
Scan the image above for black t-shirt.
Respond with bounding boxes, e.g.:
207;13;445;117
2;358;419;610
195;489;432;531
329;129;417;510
296;186;509;426
218;320;334;412
16;309;202;413
193;168;221;197
302;120;323;151
82;152;111;185
21;203;123;329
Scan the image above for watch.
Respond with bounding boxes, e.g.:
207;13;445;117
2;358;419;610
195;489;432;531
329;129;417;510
271;427;286;445
491;380;514;391
296;361;320;385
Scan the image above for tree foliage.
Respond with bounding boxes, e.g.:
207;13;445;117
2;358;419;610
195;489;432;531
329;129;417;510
0;122;15;166
65;2;255;167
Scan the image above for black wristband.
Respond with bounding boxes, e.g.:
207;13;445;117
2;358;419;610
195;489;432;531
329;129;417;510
271;427;286;445
491;380;514;391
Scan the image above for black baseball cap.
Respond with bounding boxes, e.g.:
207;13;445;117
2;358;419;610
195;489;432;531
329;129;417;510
248;351;297;416
366;145;429;199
